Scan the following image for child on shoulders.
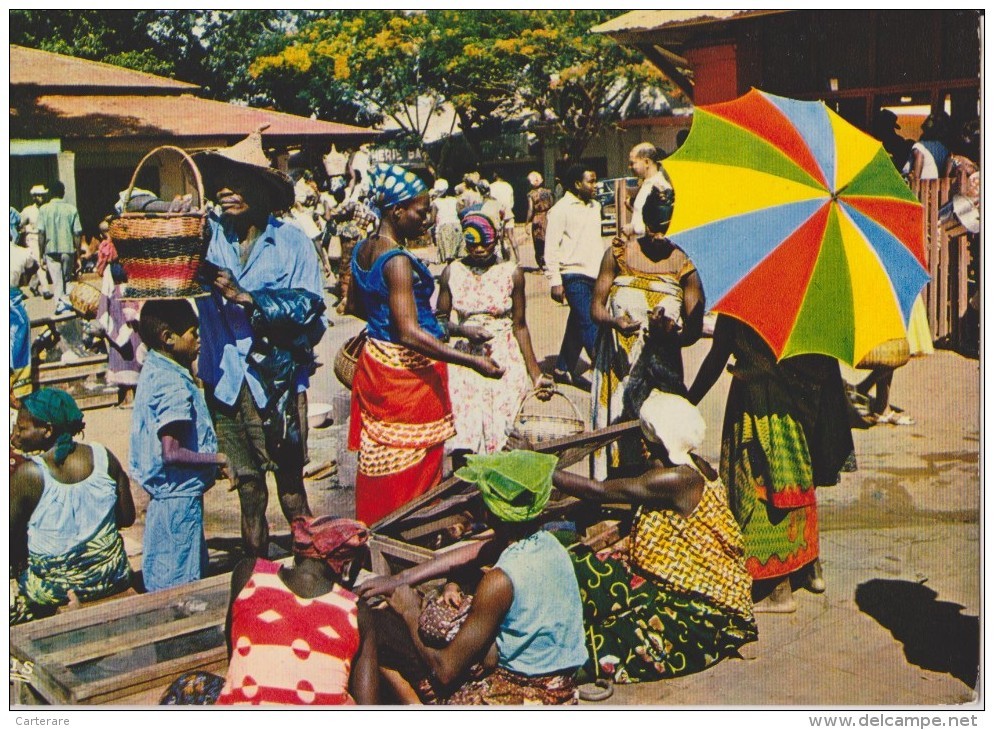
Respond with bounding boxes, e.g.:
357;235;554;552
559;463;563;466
129;300;230;592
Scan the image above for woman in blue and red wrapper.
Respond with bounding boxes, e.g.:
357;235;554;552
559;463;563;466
346;164;503;525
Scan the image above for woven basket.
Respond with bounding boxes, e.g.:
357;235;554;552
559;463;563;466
512;387;585;444
108;146;209;299
69;282;101;319
333;329;367;389
857;338;911;369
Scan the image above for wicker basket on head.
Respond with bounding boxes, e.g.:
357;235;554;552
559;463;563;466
108;146;209;300
512;388;585;444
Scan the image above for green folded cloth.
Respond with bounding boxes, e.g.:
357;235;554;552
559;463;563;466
455;450;559;523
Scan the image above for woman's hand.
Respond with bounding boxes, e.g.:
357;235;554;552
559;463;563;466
461;325;493;345
612;313;642;337
441;582;465;609
213;268;253;307
356;574;402;599
473;355;505;379
386;584;422;619
533;373;555;400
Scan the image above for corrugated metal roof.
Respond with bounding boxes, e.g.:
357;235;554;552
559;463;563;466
12;94;379;140
10;44;198;91
591;9;787;36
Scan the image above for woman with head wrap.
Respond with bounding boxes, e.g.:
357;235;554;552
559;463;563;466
346;164;503;525
10;388;135;624
525;171;554;270
436;209;553;469
383;450;588;705
161;515;379;705
552;391;757;684
590;183;705;480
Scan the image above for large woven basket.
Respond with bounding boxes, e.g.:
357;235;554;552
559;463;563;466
512;387;585;444
108;146;210;299
333;329;367;389
68;281;101;319
857;338;911;369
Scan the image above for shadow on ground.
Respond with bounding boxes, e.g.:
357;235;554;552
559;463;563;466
855;578;979;689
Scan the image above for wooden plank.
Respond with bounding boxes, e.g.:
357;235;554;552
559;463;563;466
74;645;228;704
10;573;230;642
48;610;226;667
103;657;228;706
36;362;107;383
37;354;107;371
9;635;76;706
372;421;641;532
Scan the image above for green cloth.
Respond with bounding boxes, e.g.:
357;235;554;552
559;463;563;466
37;198;82;255
455;450;558;523
22;388;84;465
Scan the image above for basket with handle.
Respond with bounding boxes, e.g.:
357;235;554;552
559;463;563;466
333;329;368;389
512;387;585;444
108;145;210;299
68;281;101;319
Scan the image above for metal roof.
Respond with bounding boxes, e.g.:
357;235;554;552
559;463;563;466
10;44;198;92
12;94;379;141
590;10;789;37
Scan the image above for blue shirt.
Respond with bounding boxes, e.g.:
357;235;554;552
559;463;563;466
197;213;325;407
350;243;445;342
130;349;218;499
493;530;588;675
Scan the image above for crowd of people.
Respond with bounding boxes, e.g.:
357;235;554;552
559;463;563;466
7;108;978;705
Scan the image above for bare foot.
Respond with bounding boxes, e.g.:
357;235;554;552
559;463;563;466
803;559;826;593
754;579;797;613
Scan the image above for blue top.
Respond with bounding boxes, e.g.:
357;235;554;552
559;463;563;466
493;530;588;676
28;444;118;556
350;242;445;342
130;349;218;499
197;213;326;408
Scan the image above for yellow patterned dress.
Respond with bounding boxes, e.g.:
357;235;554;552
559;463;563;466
570;469;757;683
591;238;696;479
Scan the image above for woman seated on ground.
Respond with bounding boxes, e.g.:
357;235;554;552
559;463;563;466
436;209;553;468
552;390;757;683
346;164;502;525
367;451;589;705
10;388;135;624
591;184;704;479
161;515;378;705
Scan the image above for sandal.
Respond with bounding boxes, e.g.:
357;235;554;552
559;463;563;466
578;678;614;702
873;410;915;426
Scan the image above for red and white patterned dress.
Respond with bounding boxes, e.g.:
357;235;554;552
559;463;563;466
446;260;532;454
217;559;360;705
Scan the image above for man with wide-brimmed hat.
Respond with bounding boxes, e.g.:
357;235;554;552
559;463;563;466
18;184;52;298
193;127;326;558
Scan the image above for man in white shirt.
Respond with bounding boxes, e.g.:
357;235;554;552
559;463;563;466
19;184;52;297
544;164;604;385
623;142;673;239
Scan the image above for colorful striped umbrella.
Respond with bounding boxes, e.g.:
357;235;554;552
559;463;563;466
665;89;929;365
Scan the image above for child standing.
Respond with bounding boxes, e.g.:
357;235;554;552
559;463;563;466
129;300;229;592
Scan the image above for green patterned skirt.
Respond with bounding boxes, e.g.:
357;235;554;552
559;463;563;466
11;519;132;625
571;546;757;684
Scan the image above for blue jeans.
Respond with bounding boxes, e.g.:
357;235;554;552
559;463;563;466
556;274;598;374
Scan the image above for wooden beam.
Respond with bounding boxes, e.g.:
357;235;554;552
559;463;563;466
640;44;695;100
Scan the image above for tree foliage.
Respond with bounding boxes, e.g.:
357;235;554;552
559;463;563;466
11;10;673;162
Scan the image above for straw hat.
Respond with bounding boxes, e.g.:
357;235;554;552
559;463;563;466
30;184;48;196
193;126;294;211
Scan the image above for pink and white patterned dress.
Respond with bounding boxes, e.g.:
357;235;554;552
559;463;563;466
217;559;360;705
447;260;532;454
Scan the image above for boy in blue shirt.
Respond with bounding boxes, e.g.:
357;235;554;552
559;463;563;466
130;300;230;592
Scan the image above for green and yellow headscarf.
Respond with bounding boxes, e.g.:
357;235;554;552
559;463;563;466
22;388;85;465
455;450;558;523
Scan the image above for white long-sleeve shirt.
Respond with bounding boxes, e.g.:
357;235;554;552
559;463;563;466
630;170;673;238
544;191;604;288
